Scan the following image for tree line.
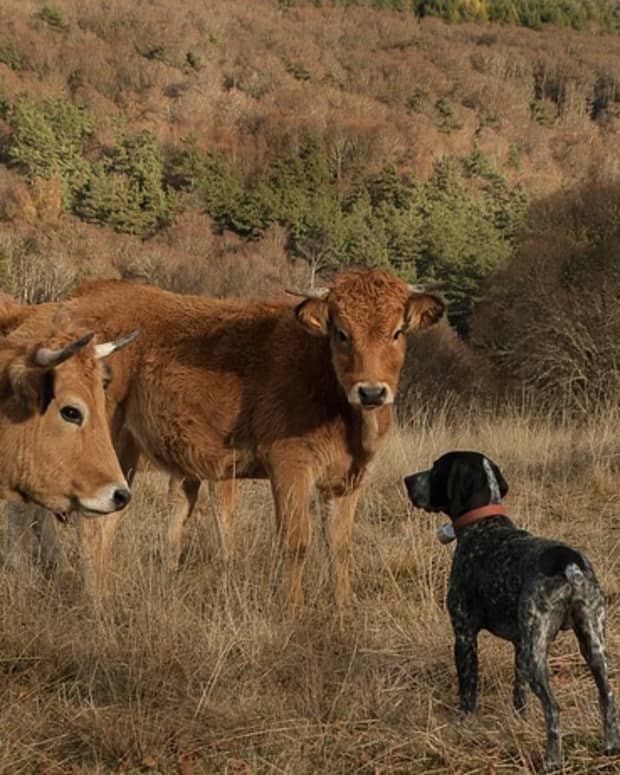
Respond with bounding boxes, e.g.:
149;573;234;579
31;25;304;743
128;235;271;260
284;0;619;31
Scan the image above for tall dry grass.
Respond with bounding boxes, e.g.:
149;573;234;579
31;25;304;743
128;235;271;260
1;404;620;773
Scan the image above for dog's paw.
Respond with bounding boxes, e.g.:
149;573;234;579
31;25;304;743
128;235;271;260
437;523;456;544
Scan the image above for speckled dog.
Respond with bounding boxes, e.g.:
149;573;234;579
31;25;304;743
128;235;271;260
404;451;620;771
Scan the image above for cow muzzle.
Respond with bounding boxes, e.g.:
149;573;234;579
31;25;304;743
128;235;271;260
349;382;393;409
77;483;132;516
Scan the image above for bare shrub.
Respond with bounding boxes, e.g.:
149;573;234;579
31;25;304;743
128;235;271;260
0;178;38;224
4;231;77;302
113;216;303;298
472;181;620;411
398;323;491;422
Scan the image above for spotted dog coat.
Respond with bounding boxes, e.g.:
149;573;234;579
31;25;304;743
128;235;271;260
404;451;620;771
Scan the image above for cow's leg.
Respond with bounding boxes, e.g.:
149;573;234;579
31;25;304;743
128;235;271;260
32;507;62;574
77;430;140;606
78;513;121;606
207;479;237;562
5;502;35;573
165;476;200;572
7;503;64;576
323;488;361;607
269;462;314;608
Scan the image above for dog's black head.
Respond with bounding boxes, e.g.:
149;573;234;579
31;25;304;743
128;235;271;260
404;451;508;520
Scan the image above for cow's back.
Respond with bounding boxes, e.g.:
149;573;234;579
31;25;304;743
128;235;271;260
67;280;337;478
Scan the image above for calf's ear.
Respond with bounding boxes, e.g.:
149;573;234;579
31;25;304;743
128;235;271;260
7;359;55;415
405;292;445;331
295;298;329;337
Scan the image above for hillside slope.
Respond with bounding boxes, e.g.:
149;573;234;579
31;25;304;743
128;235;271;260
0;1;618;311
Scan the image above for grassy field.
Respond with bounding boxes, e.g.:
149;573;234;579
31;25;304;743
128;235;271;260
1;405;620;774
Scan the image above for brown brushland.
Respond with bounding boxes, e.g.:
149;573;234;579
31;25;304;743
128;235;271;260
1;0;619;185
1;0;620;297
1;405;619;773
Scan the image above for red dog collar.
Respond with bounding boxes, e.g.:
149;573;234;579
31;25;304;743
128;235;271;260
453;503;507;530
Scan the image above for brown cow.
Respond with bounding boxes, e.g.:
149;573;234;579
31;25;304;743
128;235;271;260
12;270;444;605
0;301;138;515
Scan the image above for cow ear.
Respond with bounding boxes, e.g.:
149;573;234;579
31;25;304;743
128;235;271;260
295;298;329;337
404;292;445;331
7;359;55;415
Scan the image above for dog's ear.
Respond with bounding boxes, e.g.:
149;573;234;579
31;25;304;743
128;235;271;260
492;462;509;498
446;461;475;518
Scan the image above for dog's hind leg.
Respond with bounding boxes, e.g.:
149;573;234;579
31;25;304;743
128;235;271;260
523;610;563;770
513;641;529;716
572;593;620;756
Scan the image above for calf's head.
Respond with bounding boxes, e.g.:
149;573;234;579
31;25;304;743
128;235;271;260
295;270;444;409
2;327;138;515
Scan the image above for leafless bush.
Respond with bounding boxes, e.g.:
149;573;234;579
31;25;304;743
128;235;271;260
398;323;492;422
472;181;620;412
0;228;77;302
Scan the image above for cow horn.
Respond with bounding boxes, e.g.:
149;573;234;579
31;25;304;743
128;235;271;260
94;329;140;359
408;282;445;293
34;332;95;367
285;287;330;299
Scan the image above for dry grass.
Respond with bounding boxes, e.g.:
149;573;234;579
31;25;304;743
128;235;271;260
1;405;620;773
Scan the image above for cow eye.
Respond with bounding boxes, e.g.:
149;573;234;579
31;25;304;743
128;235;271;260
60;405;83;426
335;328;349;343
393;328;404;341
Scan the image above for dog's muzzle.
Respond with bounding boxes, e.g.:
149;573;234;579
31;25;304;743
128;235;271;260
404;471;432;509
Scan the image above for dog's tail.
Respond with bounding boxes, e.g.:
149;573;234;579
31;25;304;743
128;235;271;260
539;545;587;586
564;562;585;586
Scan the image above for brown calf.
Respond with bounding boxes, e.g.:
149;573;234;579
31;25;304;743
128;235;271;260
14;270;444;605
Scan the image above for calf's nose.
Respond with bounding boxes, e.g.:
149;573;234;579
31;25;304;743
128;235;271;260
113;487;131;510
358;384;387;407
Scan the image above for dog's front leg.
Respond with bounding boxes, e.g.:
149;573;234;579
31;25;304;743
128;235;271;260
453;627;479;713
513;641;529;716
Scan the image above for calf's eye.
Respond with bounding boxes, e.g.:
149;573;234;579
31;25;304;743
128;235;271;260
60;405;83;426
336;328;349;343
393;329;403;341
